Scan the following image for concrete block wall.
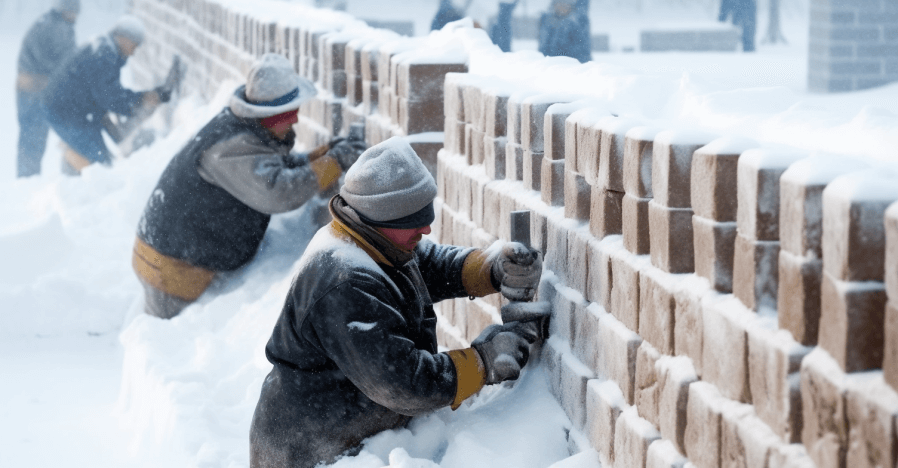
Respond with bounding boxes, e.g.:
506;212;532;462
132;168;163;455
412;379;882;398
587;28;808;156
808;0;898;92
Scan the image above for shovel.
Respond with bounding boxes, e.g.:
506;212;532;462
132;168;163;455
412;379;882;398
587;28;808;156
499;210;551;340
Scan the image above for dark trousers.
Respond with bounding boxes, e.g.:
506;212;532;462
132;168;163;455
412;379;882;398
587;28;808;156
16;90;50;177
46;111;113;165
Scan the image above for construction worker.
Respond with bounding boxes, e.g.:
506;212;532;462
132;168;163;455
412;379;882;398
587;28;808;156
15;0;79;177
132;53;366;320
538;0;591;63
249;137;545;468
42;15;175;174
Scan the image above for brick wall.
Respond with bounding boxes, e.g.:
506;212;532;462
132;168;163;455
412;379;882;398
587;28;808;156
808;0;898;92
130;0;898;466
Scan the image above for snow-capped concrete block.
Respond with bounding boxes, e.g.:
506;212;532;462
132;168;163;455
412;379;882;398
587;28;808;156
692;216;738;293
844;373;898;468
885;203;898;301
550;285;578;345
768;443;816;468
639;268;677;355
702;295;752;403
506;91;536;146
530;207;550;258
443;73;465;121
567;229;592;295
543;337;566;399
623;194;652;256
561;351;596;431
635;341;662;427
505;142;524;181
818;271;887;372
885;302;898;392
597;117;645;193
801;347;850;468
360;42;380;83
649;201;695;274
777;249;823;346
541;158;565;207
484;135;507;180
690;138;758;222
822;171;898;283
747;324;809;443
736;149;806;242
521;95;577;154
397;61;468;102
586;379;626;467
610;252;642;332
624;126;662;199
398;98;444;135
462;83;484;129
684;381;727;468
470;127;486;165
657;356;699;455
523;150;544;191
651;130;717;209
570;108;607;176
544;102;578;162
614;406;661;468
565;169;591;221
721;402;783;468
362;79;379;115
589;189;624;239
586;239;613;311
673;282;708;378
732;233;780;312
482;87;510;138
546;216;574;281
646;439;688;468
573;300;601;372
594;304;643;405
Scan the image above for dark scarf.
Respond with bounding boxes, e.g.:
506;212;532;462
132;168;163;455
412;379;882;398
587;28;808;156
329;195;416;266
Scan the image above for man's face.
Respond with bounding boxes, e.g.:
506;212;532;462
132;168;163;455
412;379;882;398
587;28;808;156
554;2;572;16
377;225;432;251
114;35;139;57
264;111;299;140
61;10;78;23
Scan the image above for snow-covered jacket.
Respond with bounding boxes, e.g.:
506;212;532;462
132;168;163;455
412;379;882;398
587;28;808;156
537;9;591;63
42;35;144;126
137;106;338;273
250;196;498;468
17;10;76;91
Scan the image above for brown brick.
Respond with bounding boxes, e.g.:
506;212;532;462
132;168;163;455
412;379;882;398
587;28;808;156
482;87;510;138
674;281;709;378
530;208;549;258
651;131;716;209
684;381;726;467
623;126;662;199
362;79;378;115
409;140;440;180
470;127;486;165
769;444;816;468
506;92;536;145
565;169;591;221
747;322;809;443
610;251;645;332
345;72;363;106
736;149;806;242
885;301;898;391
398;61;467;102
461;83;484;129
623;194;652;255
778;250;823;346
399;98;443;134
544;102;577;162
572;300;600;371
586;238;613;311
690;138;759;222
801;348;849;468
541;157;565;206
635;341;662;426
649;201;695;274
598;117;644;193
845;376;898;468
484;135;507;180
657;356;699;455
692;216;738;293
464;298;500;343
549;281;577;344
568;228;591;294
590;188;624;239
885;203;898;302
443;73;465;121
586;379;626;467
523;150;544;191
703;296;752;403
576;115;604;181
732;233;780;312
545;215;574;280
505;142;524;181
543;336;565;399
646;440;688;468
596;307;643;404
564;113;579;167
721;403;783;468
819;271;887;372
639;268;677;355
520;99;554;153
614;406;661;468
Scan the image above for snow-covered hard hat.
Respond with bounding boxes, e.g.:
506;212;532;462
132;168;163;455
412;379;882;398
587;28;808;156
340;137;438;229
229;54;317;119
111;15;145;45
54;0;80;14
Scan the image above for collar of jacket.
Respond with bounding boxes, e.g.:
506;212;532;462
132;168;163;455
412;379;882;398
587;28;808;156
328;195;416;268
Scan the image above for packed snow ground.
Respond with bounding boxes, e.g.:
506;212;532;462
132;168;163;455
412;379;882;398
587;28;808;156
2;0;898;467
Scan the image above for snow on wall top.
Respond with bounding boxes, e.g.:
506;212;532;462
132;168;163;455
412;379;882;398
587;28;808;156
654;129;719;147
696;136;759;155
823;169;898;203
738;148;808;171
780;154;870;186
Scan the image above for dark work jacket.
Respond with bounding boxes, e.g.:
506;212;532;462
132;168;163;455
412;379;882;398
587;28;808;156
42;35;143;127
137;109;288;271
538;10;592;63
17;10;76;78
431;0;464;31
250;226;475;468
489;2;517;53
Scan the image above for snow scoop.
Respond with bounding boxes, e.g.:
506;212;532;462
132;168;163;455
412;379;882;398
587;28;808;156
500;210;551;341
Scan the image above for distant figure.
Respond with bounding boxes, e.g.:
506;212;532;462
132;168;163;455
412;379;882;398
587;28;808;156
42;16;176;175
431;0;464;31
719;0;756;52
489;1;518;52
538;0;591;63
15;0;79;177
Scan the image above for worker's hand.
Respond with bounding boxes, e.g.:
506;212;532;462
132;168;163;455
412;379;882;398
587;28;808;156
328;137;368;171
155;84;173;103
491;242;543;302
471;322;539;385
142;91;161;110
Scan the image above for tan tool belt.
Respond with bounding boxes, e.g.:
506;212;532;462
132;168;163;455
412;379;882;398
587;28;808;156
61;143;92;174
16;73;48;93
132;237;216;301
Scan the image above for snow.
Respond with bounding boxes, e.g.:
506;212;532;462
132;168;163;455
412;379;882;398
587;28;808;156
822;169;898;203
697;136;759;155
780;153;870;186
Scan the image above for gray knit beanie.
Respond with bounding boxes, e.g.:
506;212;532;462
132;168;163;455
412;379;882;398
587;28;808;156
111;15;145;45
54;0;80;14
341;137;437;224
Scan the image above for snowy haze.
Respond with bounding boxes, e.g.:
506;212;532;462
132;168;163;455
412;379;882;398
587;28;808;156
1;0;897;466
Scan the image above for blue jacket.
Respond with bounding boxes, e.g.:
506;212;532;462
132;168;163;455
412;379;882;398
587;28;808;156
17;10;76;79
489;2;517;53
42;35;144;127
538;9;591;63
431;0;463;31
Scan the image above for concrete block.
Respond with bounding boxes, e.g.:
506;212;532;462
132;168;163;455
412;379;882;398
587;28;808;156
463;124;474;163
845;375;898;468
690;140;749;222
464;298;500;343
721;403;783;468
822;172;898;283
506;92;535;146
646;440;688;468
702;296;752;403
443;73;465;121
462;84;484;130
565;114;579;167
887;203;898;300
484;135;507;180
550;285;578;345
639;268;677;355
398;98;444;135
543;336;566;400
531;208;549;257
573;300;601;372
692;216;738;293
623;194;652;255
801;348;850;468
656;356;699;455
561;352;595;430
610;251;645;332
544;103;572;162
684;381;726;468
586;239;613;311
651;130;717;209
777;249;823;346
673;282;708;378
590;188;624;239
568;228;592;294
470;127;486;165
624;126;662;199
541;158;566;207
398;62;467;102
586;379;626;467
649;200;695;274
635;341;662;427
819;271;887;372
546;216;574;281
732;233;780;312
481;182;501;238
594;304;643;405
482;87;510;138
523;149;544;191
736;149;806;242
748;324;810;443
768;443;816;468
597;117;645;193
614;406;661;468
568;108;607;175
565;169;592;221
505;142;524;181
885;301;898;392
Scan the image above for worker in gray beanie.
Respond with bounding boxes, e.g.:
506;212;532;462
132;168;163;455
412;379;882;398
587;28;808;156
15;0;79;176
249;137;546;468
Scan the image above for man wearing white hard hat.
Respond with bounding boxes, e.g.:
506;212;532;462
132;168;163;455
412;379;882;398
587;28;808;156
132;53;366;320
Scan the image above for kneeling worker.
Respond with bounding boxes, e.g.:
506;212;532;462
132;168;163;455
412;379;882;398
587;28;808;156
250;138;544;468
133;53;366;319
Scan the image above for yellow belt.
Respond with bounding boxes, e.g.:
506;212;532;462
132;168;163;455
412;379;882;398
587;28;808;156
61;143;92;174
132;237;216;301
16;73;48;93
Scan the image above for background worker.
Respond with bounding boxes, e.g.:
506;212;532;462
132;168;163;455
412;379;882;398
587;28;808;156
538;0;591;63
15;0;80;177
133;53;366;320
250;137;545;468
